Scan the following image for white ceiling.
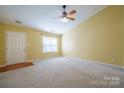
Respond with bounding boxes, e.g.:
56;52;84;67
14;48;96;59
0;5;107;34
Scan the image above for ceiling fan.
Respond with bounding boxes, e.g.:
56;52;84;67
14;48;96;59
55;5;76;23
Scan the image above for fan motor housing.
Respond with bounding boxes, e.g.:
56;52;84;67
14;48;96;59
63;5;66;9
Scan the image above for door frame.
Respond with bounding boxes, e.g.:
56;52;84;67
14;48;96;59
5;31;27;65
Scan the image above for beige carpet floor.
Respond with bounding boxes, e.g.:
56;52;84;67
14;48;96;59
0;57;124;88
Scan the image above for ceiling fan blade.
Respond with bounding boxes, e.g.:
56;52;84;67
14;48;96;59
69;10;76;15
67;13;76;19
66;17;75;21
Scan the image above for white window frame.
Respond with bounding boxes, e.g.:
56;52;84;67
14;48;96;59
42;36;57;53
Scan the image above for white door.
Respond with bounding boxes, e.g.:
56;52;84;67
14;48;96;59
6;31;26;65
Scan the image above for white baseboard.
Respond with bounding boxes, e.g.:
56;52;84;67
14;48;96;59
65;56;124;69
2;56;123;69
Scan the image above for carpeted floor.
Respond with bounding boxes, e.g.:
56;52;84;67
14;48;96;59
0;57;124;88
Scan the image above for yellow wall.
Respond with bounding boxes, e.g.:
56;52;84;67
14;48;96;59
0;23;61;65
123;6;124;66
1;6;124;67
0;24;4;65
62;6;124;66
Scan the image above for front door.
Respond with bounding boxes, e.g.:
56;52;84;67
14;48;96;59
6;31;26;65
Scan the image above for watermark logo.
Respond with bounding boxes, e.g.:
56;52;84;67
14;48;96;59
90;75;120;87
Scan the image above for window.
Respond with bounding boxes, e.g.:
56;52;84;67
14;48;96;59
43;36;57;53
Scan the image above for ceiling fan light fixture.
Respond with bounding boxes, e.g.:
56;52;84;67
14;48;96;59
60;17;68;24
54;5;76;24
